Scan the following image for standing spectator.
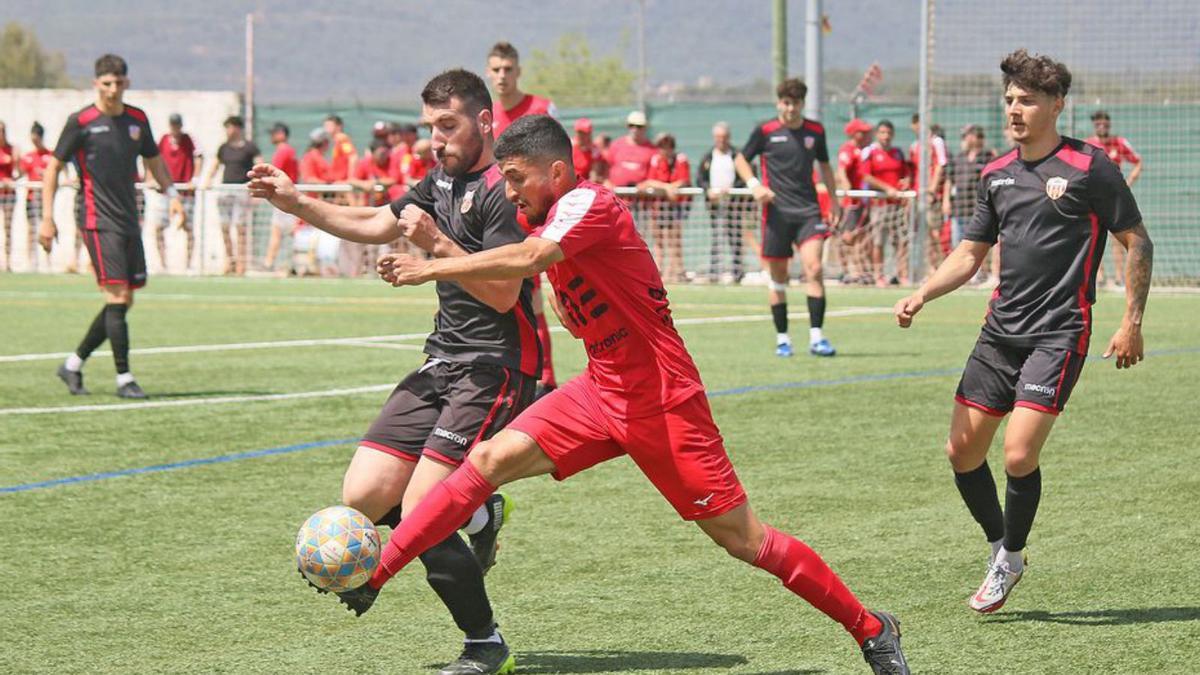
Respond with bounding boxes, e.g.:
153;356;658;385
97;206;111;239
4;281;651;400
592;133;612;183
696;121;747;282
835;119;874;283
342;139;397;276
1086;110;1144;287
296;129;334;275
0;120;18;271
606;111;656;188
735;78;841;358
324;114;357;183
262;122;299;271
570;118;598;182
19;122;55;271
642;133;691;282
153;113;199;269
910;114;949;273
405;139;433;184
862;120;912;286
485;41;556;138
201;115;263;275
942;124;995;254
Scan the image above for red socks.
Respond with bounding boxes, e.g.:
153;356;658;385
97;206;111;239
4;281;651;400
368;461;496;589
753;525;883;645
535;312;556;387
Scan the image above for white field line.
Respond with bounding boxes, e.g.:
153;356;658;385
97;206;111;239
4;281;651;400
0;290;437;306
0;306;890;364
340;341;426;351
0;384;395;416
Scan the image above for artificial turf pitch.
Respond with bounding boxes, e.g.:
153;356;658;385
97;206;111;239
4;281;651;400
1;274;1197;673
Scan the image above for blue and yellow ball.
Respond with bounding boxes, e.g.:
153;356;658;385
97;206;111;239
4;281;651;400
295;505;381;593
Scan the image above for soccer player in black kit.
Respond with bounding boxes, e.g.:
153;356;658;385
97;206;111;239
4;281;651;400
39;54;186;399
249;69;537;675
894;50;1153;613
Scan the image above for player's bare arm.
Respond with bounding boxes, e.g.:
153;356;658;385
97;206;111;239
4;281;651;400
734;152;774;204
247;163;398;244
894;240;991;327
379;236;563;287
144;154;187;227
818;160;842;223
37;155;63;252
1103;223;1153;368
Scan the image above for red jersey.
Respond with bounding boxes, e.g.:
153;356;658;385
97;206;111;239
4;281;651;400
271;142;299;182
19;147;53;181
299;148;333;183
528;181;705;418
353;156;392;205
1084;135;1141;168
909;135;947;184
0;143;15;181
492;94;555;137
863;143;910;203
158;133;197;183
604;136;656;187
837;140;867;206
647;152;691;185
329;131;356;181
572;140;598;182
404;155;430;183
814;168;831;218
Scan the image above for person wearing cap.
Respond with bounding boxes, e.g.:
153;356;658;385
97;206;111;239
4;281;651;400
570;118;598;182
834;118;874;284
262;122;299;272
605;110;657;189
151;113;199;269
486;41;557;138
201;115;263;275
641;132;692;283
1086;110;1144;287
697;121;748;283
942;124;995;258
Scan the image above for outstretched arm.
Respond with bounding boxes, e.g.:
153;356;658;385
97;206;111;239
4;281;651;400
379;237;564;287
1103;223;1153;368
247;163;398;244
894;240;991;327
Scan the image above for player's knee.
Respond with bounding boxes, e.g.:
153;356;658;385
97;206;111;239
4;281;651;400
1003;445;1039;476
945;436;979;471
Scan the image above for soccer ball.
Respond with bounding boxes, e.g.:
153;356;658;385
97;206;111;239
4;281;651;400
295;505;381;593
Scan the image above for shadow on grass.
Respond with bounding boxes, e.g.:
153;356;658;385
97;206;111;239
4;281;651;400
984;606;1200;626
466;649;752;673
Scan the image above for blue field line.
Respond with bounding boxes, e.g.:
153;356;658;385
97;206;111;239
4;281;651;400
5;345;1198;495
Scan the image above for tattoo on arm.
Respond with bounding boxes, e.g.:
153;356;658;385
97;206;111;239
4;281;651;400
1123;224;1153;324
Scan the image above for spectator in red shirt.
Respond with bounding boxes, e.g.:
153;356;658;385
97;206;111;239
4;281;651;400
350;139;396;207
486;41;556;138
862;120;912;286
152;113;199;268
910;114;949;272
1086;110;1144;287
0;120;19;271
300;129;333;184
405;139;432;184
17;122;56;271
324;114;357;183
263;122;300;271
834;118;874;283
605;110;656;188
642;132;691;282
571;118;598;182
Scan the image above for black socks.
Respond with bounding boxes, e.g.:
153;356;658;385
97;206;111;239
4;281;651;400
806;295;826;329
104;303;130;374
771;302;788;334
76;306;110;360
953;461;1005;543
1004;467;1042;552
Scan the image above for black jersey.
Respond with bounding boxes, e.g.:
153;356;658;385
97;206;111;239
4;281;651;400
53;104;158;233
390;164;542;377
740;117;829;221
965;137;1141;352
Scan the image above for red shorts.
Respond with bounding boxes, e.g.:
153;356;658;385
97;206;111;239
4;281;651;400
508;376;747;520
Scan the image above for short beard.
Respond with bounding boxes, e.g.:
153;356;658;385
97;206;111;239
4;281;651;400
441;127;485;179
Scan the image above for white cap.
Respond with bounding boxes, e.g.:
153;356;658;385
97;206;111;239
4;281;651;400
625;110;648;127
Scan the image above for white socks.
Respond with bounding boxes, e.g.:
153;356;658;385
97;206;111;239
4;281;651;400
462;505;490;535
998;545;1025;572
464;629;503;644
776;333;791;346
809;327;824;344
64;354;84;372
116;372;136;387
989;539;1003;561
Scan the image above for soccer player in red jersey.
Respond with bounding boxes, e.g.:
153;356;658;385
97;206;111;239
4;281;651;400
485;40;560;396
895;50;1153;614
1086;110;1144;287
358;115;910;674
153;113;199;267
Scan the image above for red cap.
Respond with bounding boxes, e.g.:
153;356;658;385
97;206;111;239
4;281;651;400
844;118;872;136
574;118;593;133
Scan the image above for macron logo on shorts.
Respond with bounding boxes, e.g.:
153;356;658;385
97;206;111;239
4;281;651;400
1023;383;1056;397
433;427;471;447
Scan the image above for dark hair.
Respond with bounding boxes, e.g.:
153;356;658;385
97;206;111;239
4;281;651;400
1001;49;1072;98
489;41;520;63
224;115;245;128
1091;110;1111;122
877;119;895;132
31;122;44;137
399;123;418;135
270;122;289;137
325;114;343;126
911;113;920;124
369;138;389;153
776;77;807;102
421;68;493;116
94;53;127;78
494;115;574;169
930;124;944;138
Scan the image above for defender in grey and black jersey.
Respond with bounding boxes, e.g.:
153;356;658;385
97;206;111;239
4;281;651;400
894;50;1153;616
249;69;533;675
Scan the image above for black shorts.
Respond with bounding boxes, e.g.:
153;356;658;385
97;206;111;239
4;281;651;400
761;206;830;259
955;338;1087;417
361;358;536;466
81;228;147;288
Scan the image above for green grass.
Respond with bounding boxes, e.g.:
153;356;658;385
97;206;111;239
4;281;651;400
1;273;1197;674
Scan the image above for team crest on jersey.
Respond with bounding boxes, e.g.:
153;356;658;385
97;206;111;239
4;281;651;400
128;125;141;141
804;136;815;150
460;189;475;214
1045;176;1068;200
